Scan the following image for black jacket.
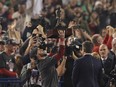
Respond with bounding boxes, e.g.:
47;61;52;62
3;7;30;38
72;55;103;87
100;52;116;87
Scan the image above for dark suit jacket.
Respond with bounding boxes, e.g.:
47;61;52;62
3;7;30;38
102;52;116;76
100;52;116;86
72;55;103;87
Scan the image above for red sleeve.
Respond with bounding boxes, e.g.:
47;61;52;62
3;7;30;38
106;36;113;49
0;68;16;77
52;45;65;61
103;34;112;49
103;34;109;44
48;52;54;57
92;45;99;53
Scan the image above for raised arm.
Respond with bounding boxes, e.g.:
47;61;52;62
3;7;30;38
49;30;65;61
103;26;114;49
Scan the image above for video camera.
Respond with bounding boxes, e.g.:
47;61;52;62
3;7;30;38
65;38;82;57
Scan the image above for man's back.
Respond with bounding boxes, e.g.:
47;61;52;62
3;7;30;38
72;55;102;87
37;57;58;87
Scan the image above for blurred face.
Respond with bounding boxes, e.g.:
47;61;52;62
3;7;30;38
74;29;82;38
66;37;71;46
60;9;65;19
92;12;98;19
9;7;14;13
30;58;36;68
5;44;14;53
32;29;39;35
59;30;65;38
13;45;19;53
0;44;4;52
101;29;107;38
99;45;109;58
46;0;53;4
18;4;25;14
37;48;46;58
31;58;35;63
70;0;77;7
97;36;103;44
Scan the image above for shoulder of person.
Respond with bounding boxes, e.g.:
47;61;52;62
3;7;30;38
108;51;115;60
0;52;3;55
21;64;28;72
109;51;115;56
74;56;83;62
0;52;6;57
0;52;3;60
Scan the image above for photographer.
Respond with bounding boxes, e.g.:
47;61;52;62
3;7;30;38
20;55;41;87
36;30;65;87
20;25;47;64
62;35;82;87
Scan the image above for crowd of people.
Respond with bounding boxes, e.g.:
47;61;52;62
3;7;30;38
0;0;116;87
